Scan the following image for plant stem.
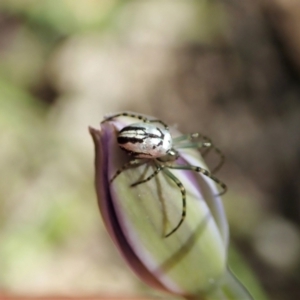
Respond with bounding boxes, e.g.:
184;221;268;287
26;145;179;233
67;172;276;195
184;269;253;300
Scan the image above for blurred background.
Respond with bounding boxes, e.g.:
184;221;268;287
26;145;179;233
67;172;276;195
0;0;300;299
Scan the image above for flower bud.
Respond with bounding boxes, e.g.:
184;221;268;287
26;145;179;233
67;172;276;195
89;114;250;299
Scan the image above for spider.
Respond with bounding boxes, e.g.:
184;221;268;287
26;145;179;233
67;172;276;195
101;112;227;237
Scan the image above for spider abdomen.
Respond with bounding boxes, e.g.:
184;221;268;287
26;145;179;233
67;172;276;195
117;123;172;158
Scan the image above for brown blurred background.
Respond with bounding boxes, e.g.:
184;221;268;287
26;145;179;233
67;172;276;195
0;0;300;299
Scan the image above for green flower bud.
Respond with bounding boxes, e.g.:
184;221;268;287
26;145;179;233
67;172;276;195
89;114;252;299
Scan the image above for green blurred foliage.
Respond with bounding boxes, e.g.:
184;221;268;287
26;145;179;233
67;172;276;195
0;1;123;295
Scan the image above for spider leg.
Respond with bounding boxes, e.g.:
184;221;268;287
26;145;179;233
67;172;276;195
110;159;145;183
172;133;200;143
101;112;168;129
174;141;211;151
148;119;168;129
197;136;225;173
131;163;164;187
167;164;227;196
202;139;224;173
162;168;186;238
101;112;149;124
173;133;225;173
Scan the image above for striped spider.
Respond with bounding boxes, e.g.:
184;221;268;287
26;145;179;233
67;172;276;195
101;112;226;237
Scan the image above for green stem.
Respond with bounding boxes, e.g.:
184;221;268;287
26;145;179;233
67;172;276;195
183;269;253;300
221;269;254;299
